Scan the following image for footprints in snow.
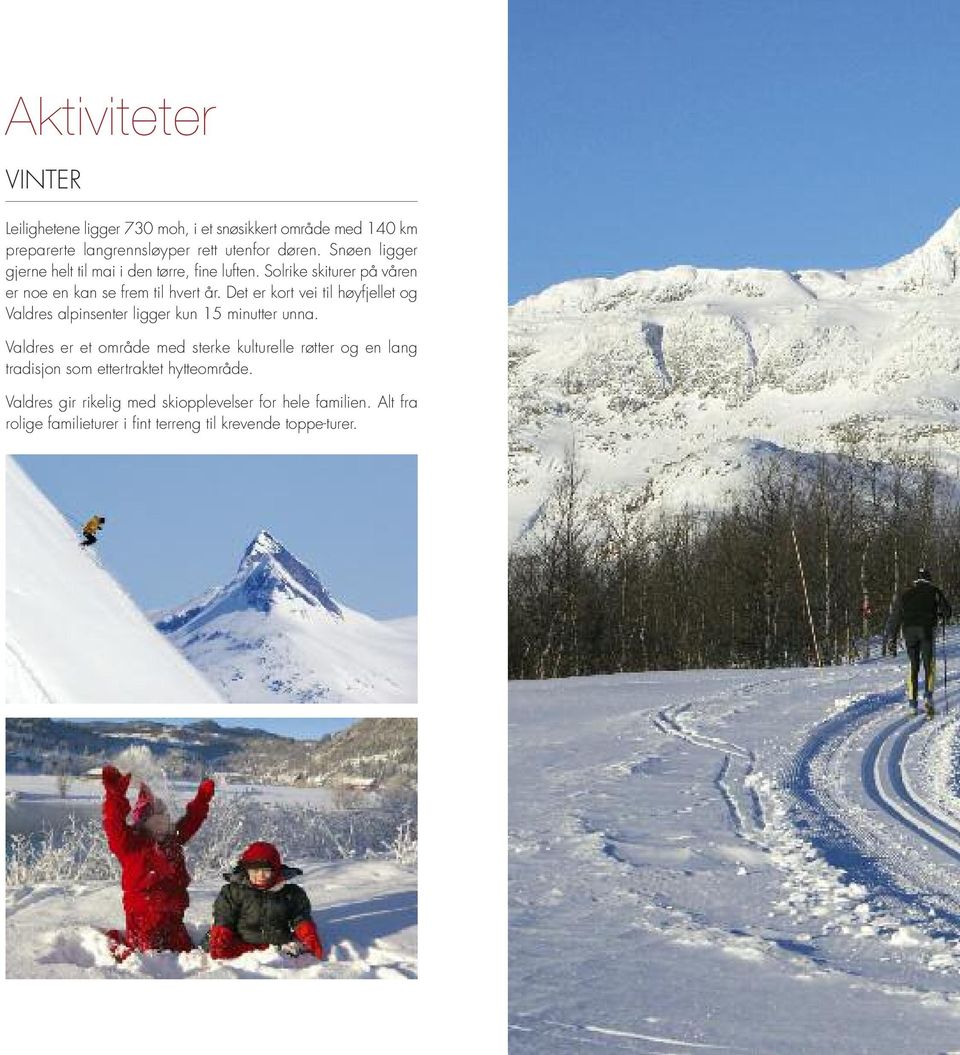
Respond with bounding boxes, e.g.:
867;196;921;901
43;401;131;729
580;697;768;875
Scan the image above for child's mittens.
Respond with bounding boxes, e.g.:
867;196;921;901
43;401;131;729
102;765;131;795
293;920;324;959
208;925;247;960
197;779;215;803
105;929;134;963
279;940;305;957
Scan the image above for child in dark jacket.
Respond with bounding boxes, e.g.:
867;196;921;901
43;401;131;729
208;841;324;960
101;765;214;954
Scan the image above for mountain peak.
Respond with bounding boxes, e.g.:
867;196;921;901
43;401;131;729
928;206;960;249
154;530;342;635
241;529;282;564
869;206;960;289
236;530;342;618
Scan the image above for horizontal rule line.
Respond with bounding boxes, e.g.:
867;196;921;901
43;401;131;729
4;199;419;204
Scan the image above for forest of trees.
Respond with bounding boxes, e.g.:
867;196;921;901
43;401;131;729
509;445;960;680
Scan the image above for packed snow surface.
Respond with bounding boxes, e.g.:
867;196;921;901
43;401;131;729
510;631;960;1053
155;529;417;704
509;207;960;538
5;458;225;706
7;859;417;979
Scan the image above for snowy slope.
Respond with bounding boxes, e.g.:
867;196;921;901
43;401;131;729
509;207;960;538
510;638;960;1054
5;459;225;706
7;859;417;979
154;530;417;704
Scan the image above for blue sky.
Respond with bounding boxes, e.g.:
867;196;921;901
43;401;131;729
15;455;416;617
510;0;960;302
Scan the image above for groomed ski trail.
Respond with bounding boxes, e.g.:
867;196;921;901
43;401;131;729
779;687;960;936
653;672;960;942
863;710;960;863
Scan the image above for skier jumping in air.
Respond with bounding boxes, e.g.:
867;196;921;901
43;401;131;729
101;765;215;956
207;841;325;960
884;567;952;719
80;514;106;547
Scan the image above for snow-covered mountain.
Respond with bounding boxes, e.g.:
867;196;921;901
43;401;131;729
5;458;225;706
509;207;960;538
154;530;417;704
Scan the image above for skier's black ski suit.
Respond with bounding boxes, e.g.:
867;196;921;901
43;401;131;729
886;576;952;706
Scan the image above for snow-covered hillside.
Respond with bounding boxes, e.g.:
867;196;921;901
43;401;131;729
509;207;960;538
510;639;960;1053
155;530;417;704
8;716;418;790
7;858;416;979
5;458;225;706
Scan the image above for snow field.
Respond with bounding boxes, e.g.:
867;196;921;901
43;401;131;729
510;634;960;1053
7;860;417;979
165;602;418;704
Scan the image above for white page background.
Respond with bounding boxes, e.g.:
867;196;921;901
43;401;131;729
1;0;506;1048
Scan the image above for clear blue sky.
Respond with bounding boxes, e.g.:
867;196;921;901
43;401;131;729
75;717;357;740
15;455;416;618
510;0;960;302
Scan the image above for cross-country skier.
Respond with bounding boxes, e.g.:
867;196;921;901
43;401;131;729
207;841;325;960
101;765;215;956
80;514;106;547
884;568;952;718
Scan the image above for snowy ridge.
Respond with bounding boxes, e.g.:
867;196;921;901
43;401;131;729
856;208;960;292
509;207;960;538
154;530;416;704
5;458;225;706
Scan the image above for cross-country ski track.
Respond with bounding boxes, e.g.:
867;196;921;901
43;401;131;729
510;634;960;1054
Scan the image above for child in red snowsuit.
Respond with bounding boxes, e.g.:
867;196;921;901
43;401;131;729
101;765;214;954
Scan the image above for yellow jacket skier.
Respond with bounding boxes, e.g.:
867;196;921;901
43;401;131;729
81;515;106;547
